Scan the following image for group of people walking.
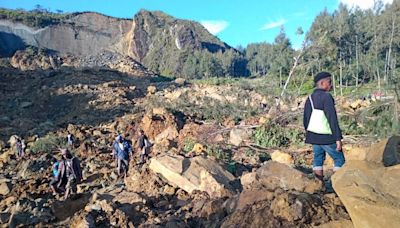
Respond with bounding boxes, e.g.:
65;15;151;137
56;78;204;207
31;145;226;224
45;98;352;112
111;129;152;178
48;129;151;199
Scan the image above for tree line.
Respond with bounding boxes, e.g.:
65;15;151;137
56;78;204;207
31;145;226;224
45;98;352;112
179;0;400;95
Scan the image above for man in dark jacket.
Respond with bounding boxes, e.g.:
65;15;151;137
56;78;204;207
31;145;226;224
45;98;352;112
137;130;151;164
303;72;345;182
56;149;82;200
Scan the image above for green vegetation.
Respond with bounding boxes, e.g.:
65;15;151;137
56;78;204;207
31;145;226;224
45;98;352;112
0;8;69;28
341;102;400;137
253;122;304;148
183;138;196;153
30;134;66;153
206;145;232;163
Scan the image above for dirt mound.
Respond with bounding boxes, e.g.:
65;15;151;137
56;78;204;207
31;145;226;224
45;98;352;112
0;66;150;142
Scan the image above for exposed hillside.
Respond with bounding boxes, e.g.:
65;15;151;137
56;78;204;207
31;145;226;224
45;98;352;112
0;9;233;77
0;11;131;57
129;10;231;75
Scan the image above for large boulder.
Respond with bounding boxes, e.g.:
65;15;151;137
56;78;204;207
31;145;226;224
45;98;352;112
149;154;236;198
242;161;322;194
332;136;400;228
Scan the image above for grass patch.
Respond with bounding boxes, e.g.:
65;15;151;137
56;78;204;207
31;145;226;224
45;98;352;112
253;122;304;148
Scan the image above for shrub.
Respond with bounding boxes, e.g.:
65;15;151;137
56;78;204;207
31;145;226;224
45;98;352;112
253;122;304;148
31;135;66;153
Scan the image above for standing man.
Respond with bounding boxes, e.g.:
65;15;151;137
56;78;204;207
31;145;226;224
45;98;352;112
56;149;82;200
138;130;151;164
112;135;132;179
303;71;345;182
15;138;24;159
66;131;75;148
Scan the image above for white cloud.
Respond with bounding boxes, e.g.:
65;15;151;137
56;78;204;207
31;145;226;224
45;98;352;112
339;0;393;10
200;20;229;35
259;19;287;31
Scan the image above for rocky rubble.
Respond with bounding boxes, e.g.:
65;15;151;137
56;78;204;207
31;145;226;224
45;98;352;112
0;115;354;227
0;66;151;142
9;48;157;77
1;63;396;227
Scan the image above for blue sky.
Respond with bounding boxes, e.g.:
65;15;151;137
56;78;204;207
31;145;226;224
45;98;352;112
0;0;394;49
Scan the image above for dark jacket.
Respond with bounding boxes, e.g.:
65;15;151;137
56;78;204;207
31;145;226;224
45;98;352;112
303;89;343;145
138;135;148;149
56;157;82;184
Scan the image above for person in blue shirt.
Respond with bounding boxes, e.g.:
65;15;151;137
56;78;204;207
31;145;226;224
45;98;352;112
112;135;133;179
49;157;60;195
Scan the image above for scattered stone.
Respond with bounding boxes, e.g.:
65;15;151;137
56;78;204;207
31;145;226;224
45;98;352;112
236;189;274;211
240;172;257;189
174;78;186;85
229;128;252;146
71;213;95;228
163;185;176;195
271;150;294;165
0;180;11;195
147;86;157;94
